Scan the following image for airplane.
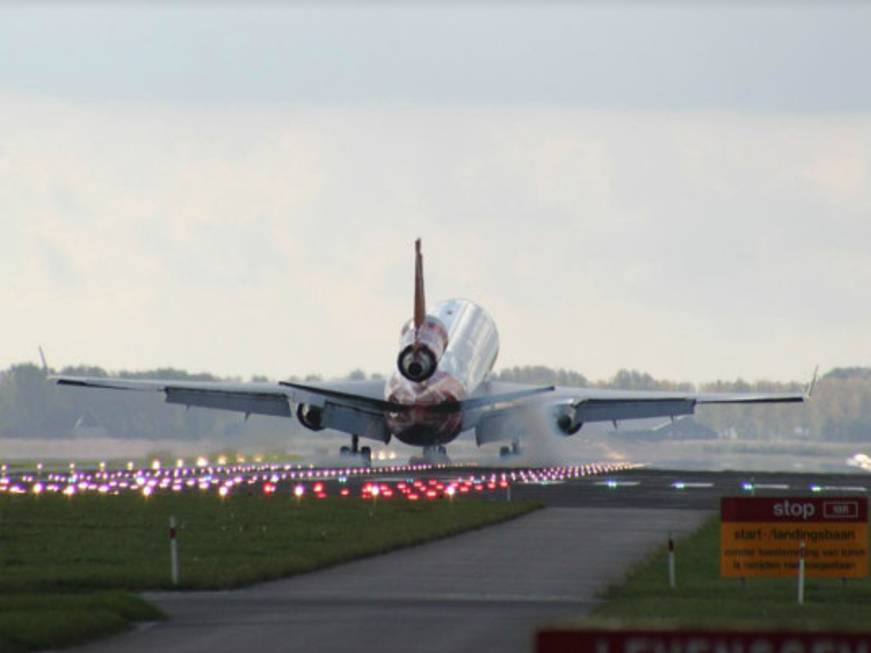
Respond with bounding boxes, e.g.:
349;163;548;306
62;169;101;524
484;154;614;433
53;239;811;464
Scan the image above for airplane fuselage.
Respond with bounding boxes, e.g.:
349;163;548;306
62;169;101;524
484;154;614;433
385;298;499;446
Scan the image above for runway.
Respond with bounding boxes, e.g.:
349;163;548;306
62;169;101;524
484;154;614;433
509;467;871;509
65;467;870;653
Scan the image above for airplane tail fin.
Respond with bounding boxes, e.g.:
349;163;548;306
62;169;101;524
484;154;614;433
414;238;425;329
395;239;447;383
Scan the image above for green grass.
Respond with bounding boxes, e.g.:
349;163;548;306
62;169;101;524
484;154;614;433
0;492;539;650
0;592;161;653
583;515;871;631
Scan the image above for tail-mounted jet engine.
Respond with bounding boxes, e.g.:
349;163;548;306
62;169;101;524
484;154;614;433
396;238;450;383
555;405;583;436
296;403;325;431
397;316;448;383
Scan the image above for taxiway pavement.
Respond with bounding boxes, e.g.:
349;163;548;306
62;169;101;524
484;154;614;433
69;506;706;653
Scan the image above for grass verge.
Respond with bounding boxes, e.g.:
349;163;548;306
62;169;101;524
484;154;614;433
581;515;871;631
0;493;539;650
0;592;161;653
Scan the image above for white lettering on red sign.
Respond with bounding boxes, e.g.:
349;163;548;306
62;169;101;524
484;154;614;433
823;501;859;520
773;500;816;520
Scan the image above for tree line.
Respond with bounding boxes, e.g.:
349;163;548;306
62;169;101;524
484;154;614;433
0;362;869;442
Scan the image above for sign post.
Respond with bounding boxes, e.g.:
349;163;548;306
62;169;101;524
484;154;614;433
169;516;179;586
798;540;806;604
720;497;868;581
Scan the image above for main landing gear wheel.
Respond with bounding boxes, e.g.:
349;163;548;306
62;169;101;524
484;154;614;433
339;435;372;466
499;440;522;459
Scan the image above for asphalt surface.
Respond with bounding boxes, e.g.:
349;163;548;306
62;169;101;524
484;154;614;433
65;467;871;653
69;505;705;653
508;468;871;509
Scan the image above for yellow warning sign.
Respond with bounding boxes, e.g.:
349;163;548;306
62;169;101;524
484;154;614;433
720;497;868;578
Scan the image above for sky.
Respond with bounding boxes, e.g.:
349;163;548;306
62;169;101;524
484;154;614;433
1;3;869;384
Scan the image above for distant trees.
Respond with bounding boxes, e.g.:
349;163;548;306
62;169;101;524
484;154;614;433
497;365;588;387
0;362;869;442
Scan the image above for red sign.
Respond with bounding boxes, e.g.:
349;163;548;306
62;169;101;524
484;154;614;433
721;497;868;523
537;629;871;653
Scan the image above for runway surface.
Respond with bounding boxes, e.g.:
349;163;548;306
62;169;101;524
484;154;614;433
64;466;871;653
509;468;871;510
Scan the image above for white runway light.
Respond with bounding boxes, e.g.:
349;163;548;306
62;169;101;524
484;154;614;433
671;481;714;490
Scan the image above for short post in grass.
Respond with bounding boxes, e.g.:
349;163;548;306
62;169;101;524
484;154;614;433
797;540;806;605
169;516;179;586
667;531;676;589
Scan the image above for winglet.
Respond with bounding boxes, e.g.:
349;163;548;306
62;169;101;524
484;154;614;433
805;365;820;399
413;238;426;330
38;346;49;374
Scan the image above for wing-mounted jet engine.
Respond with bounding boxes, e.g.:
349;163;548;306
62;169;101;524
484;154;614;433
296;403;324;431
555;404;583;435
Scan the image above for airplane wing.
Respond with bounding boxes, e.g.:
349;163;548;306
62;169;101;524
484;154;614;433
470;380;808;444
53;371;805;445
52;375;395;441
54;376;298;417
51;374;554;444
548;385;806;425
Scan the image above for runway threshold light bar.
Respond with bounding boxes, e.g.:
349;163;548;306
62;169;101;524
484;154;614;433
0;461;639;501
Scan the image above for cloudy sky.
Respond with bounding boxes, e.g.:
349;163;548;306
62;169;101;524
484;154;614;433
1;3;869;383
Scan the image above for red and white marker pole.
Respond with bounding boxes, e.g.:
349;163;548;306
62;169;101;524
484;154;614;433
798;540;806;605
668;532;676;589
170;516;179;586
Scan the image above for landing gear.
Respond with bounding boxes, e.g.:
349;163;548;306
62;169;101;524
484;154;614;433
499;440;522;459
340;435;371;465
409;445;451;466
